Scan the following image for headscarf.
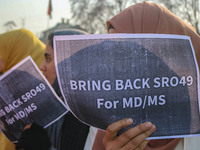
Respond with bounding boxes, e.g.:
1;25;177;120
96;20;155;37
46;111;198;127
106;1;200;68
0;28;45;73
106;2;200;150
0;28;45;150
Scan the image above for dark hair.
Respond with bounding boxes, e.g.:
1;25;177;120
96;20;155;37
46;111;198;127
48;29;88;48
108;24;114;30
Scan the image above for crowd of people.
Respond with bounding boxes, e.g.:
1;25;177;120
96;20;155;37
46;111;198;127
0;1;200;150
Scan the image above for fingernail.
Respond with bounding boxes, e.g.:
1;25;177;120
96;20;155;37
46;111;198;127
145;122;152;128
126;118;133;124
150;125;156;131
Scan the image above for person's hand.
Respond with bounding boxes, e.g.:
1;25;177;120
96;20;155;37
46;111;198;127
103;118;156;150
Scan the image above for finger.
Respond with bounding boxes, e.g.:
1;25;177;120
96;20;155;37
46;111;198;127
138;140;150;150
23;124;32;131
132;140;150;150
115;122;155;148
122;124;156;150
104;118;133;141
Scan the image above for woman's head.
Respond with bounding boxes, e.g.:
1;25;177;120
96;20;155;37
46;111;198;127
47;29;88;49
107;2;200;67
107;2;196;34
40;29;88;85
0;28;45;73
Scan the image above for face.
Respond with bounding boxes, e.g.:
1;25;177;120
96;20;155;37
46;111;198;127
40;42;56;85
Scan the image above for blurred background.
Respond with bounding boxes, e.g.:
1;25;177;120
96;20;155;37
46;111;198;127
1;0;199;43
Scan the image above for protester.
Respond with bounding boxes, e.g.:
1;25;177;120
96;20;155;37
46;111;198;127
39;29;91;150
92;2;200;150
0;28;45;150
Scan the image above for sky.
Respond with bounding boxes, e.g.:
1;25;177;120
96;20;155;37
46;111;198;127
0;0;71;37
